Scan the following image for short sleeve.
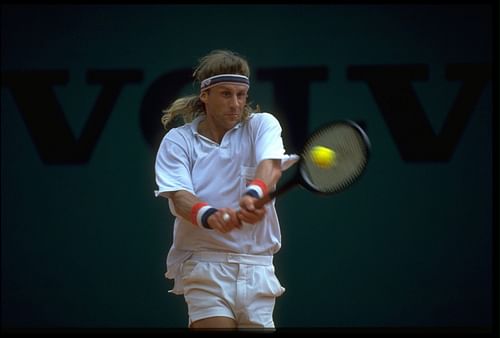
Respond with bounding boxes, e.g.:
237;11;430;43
252;113;285;163
154;130;195;197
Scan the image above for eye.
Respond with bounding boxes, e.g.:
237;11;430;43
221;91;231;98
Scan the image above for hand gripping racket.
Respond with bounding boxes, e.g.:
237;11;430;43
254;120;371;208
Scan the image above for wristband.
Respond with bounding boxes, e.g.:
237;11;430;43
200;208;218;229
191;202;217;229
245;179;269;199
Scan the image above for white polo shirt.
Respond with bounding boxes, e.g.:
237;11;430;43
155;112;296;289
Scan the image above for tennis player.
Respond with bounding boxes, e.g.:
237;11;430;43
154;49;298;329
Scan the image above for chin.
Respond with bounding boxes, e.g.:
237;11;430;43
226;114;241;122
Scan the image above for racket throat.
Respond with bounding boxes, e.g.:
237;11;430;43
272;178;298;199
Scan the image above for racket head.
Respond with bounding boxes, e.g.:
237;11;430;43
298;120;371;195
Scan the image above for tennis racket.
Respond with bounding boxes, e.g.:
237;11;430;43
254;120;371;208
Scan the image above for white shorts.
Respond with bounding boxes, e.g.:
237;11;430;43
179;251;286;328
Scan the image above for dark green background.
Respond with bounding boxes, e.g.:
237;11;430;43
1;4;494;329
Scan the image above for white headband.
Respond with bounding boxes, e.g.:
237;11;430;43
200;74;250;91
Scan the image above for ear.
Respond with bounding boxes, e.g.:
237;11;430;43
199;91;208;104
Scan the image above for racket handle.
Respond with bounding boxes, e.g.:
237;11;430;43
253;179;297;209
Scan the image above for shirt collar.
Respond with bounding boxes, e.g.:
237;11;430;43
190;115;243;136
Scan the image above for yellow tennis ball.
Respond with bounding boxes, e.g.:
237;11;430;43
310;146;336;169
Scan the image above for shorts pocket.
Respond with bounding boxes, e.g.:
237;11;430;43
181;259;204;281
170;259;204;295
259;265;286;298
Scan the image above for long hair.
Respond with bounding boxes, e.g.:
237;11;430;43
161;50;259;131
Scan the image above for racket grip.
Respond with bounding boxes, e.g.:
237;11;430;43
253;178;297;209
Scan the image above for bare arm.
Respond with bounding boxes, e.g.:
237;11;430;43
159;190;199;221
160;190;241;233
238;159;282;224
255;158;282;189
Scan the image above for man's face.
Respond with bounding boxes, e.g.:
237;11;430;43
200;84;248;129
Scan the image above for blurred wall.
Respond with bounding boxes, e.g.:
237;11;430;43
1;4;493;329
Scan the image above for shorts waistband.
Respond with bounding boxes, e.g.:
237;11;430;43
190;251;273;266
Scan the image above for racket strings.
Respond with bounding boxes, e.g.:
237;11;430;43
301;123;369;193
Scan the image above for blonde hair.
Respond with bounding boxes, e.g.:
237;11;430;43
161;50;259;130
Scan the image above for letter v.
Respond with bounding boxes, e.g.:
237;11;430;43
347;64;491;162
2;69;142;164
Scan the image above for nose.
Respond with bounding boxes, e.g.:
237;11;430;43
230;94;240;107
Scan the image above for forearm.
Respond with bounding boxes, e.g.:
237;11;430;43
160;190;201;223
253;159;282;192
160;190;241;232
238;159;281;223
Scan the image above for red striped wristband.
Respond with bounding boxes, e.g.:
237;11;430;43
191;202;217;229
191;202;208;226
245;179;269;199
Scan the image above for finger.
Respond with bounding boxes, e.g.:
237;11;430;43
240;196;256;211
241;207;266;223
208;213;229;233
238;212;260;225
234;210;246;228
237;209;252;222
254;208;266;217
232;213;242;228
245;199;256;211
219;215;231;232
220;210;240;230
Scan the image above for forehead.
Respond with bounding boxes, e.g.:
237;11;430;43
212;83;249;92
